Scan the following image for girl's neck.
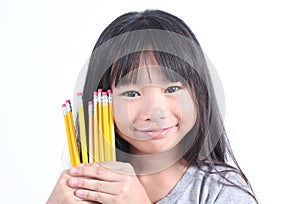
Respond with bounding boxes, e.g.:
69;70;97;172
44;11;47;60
137;159;189;203
129;144;186;175
127;146;189;203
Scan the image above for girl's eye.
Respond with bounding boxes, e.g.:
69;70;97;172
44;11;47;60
123;91;140;97
165;86;180;93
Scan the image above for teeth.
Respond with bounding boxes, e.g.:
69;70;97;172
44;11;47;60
135;125;175;138
142;127;171;137
145;131;161;136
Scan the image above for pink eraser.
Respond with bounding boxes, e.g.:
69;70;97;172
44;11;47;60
107;89;112;93
102;92;107;96
65;100;71;104
62;104;66;108
94;91;98;96
98;89;102;92
77;92;83;96
88;101;93;105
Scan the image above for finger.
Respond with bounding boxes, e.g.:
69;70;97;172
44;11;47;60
100;161;135;174
57;169;77;190
78;161;136;175
75;189;116;204
70;162;131;181
68;177;122;195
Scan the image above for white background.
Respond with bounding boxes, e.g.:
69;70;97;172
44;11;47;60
0;0;299;203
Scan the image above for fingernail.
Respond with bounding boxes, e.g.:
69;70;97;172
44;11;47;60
69;178;78;186
76;189;84;197
70;167;77;174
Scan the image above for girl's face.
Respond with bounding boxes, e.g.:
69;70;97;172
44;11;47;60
112;53;196;155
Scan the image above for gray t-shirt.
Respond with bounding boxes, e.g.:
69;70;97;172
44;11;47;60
156;165;257;204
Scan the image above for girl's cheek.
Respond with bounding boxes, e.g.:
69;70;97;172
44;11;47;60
114;99;140;123
178;92;197;124
127;99;140;123
113;98;139;136
168;94;182;119
113;100;127;128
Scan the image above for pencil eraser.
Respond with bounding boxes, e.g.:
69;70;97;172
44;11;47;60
102;92;107;96
107;89;112;93
77;92;83;96
98;89;102;92
88;101;93;105
62;104;66;107
65;100;71;104
94;91;98;96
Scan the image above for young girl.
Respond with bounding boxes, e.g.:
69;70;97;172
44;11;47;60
47;10;258;204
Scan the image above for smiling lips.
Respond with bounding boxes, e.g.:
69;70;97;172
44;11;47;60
137;126;175;139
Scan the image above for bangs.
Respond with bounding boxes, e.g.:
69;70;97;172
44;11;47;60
110;50;197;89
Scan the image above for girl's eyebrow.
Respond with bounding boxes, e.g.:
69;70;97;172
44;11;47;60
116;81;183;91
114;81;141;90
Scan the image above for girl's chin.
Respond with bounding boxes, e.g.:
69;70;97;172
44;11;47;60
129;141;181;156
130;146;168;155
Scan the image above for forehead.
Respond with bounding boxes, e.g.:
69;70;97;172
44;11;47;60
116;52;174;88
112;50;189;90
134;65;168;87
138;52;166;85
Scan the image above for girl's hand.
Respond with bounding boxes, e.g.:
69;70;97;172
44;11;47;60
68;162;151;204
46;165;97;204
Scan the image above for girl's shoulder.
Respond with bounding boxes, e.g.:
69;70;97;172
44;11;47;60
198;164;250;187
156;165;257;204
191;165;257;204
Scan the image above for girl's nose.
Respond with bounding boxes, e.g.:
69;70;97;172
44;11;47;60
140;89;168;122
149;107;165;122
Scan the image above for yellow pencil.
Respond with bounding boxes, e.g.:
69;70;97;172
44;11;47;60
102;92;111;160
107;89;116;161
97;89;104;161
77;93;88;163
88;101;94;163
65;100;81;166
93;92;100;162
62;104;76;167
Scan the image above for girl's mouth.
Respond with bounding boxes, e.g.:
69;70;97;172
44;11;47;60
138;126;176;139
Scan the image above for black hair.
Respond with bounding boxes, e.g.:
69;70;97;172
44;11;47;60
81;9;257;202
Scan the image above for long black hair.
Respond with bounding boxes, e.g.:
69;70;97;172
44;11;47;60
81;9;257;201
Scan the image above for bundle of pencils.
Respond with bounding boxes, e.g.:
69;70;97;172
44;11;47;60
62;89;116;167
